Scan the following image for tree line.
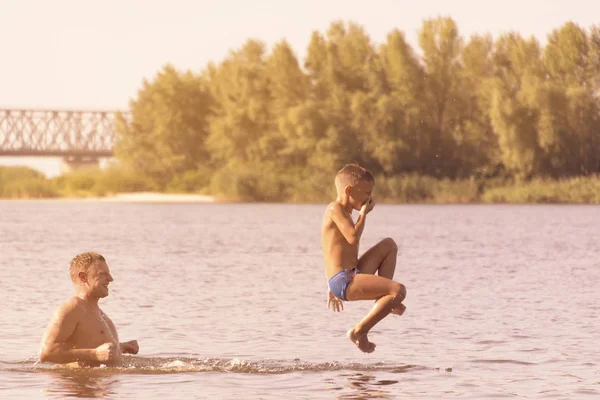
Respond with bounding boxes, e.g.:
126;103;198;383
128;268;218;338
115;18;600;201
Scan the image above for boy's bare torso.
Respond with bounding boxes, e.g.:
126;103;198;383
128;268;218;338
322;202;359;279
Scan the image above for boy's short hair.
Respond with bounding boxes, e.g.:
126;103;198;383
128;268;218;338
69;252;105;283
335;163;374;192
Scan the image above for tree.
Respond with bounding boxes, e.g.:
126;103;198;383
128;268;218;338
205;39;272;168
417;17;464;177
489;34;544;177
115;65;213;189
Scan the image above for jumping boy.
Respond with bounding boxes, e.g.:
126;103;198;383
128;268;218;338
321;163;406;353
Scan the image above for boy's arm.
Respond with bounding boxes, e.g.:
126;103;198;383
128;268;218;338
328;289;344;312
329;201;371;245
39;302;102;364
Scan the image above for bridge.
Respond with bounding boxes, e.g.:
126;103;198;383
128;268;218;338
0;108;124;171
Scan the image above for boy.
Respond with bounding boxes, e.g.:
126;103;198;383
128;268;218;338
321;163;406;353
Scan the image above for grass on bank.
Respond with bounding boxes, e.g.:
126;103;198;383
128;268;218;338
1;165;599;204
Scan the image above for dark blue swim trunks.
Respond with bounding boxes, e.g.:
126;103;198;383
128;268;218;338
328;268;359;301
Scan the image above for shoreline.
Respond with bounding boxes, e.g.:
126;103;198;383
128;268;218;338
99;192;217;203
0;192;217;203
1;194;599;205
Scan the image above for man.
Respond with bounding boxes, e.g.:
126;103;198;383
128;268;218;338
39;252;139;367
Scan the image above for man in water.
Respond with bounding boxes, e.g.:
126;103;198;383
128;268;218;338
322;163;407;353
39;252;139;367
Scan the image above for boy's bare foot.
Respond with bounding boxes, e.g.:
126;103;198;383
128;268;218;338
347;328;376;353
391;304;406;316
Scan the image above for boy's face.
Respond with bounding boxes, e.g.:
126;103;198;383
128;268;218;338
347;180;374;210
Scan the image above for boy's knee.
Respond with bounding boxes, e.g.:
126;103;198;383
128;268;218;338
391;282;406;302
382;237;398;253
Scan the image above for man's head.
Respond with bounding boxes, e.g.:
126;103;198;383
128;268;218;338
335;163;375;210
69;252;113;299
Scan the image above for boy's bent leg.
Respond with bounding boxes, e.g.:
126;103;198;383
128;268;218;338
357;238;404;316
357;238;398;279
344;274;406;353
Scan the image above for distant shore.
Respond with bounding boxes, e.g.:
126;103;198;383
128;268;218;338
0;192;217;203
2;165;600;204
98;192;216;203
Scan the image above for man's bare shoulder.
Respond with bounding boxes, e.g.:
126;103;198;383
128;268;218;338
55;297;85;318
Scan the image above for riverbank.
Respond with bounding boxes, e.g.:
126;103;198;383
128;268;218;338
0;192;217;203
98;192;216;203
1;166;599;204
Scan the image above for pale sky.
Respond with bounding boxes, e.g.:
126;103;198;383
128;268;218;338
1;0;598;175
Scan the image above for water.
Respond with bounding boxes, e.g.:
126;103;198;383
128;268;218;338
1;201;599;399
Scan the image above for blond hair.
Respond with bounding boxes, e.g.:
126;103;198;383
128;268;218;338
69;252;105;282
334;163;374;192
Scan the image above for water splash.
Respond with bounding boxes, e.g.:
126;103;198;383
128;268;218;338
2;355;422;375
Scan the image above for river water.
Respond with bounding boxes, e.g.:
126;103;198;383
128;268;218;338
1;201;598;399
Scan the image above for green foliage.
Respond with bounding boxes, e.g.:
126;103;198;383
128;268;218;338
111;19;600;199
482;176;600;203
165;167;213;193
376;175;481;203
115;64;213;190
6;19;600;204
52;166;155;197
0;166;58;198
209;162;288;202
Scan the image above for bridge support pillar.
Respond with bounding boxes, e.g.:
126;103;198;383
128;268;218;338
60;155;100;174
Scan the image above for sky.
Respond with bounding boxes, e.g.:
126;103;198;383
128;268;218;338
1;0;599;176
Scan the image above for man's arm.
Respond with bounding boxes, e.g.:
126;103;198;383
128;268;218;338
103;314;140;355
329;200;371;245
39;300;106;364
120;340;140;354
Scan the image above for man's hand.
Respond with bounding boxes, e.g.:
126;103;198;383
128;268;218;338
327;289;344;312
360;196;375;215
95;342;118;363
120;340;139;355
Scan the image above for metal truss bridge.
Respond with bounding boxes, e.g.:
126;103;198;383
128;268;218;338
0;108;123;158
